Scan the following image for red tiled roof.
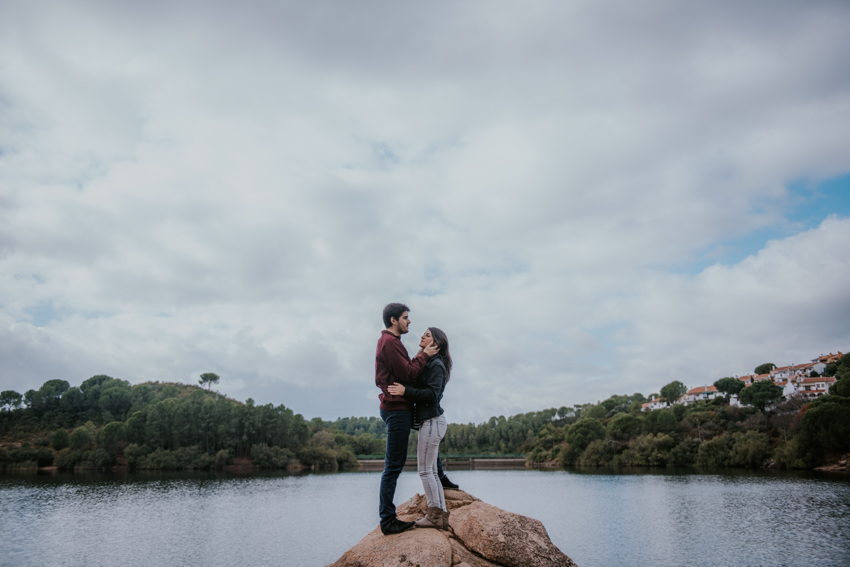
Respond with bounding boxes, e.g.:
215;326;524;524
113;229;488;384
798;377;836;385
686;385;718;395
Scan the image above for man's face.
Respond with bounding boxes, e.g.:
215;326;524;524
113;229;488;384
394;311;410;334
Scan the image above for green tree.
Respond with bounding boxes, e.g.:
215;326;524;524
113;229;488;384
0;390;22;411
830;377;850;397
199;373;220;391
69;426;93;451
96;421;126;453
713;377;744;402
696;435;731;467
565;418;605;451
728;431;771;468
607;413;643;441
660;381;687;406
100;386;132;416
754;363;776;375
739;381;783;411
51;428;70;451
643;409;678;434
798;395;850;455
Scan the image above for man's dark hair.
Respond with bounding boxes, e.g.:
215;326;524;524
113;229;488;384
383;303;410;328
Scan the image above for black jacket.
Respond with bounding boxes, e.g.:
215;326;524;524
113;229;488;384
403;356;447;423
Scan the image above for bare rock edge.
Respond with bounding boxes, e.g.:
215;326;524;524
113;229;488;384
327;489;578;567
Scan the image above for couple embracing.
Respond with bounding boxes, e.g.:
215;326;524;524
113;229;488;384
375;302;459;536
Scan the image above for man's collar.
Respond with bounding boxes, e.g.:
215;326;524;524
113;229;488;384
382;329;401;338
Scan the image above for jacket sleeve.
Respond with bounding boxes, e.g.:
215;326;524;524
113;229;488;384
383;338;430;385
403;362;445;404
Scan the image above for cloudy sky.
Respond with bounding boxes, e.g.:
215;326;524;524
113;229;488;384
1;0;849;423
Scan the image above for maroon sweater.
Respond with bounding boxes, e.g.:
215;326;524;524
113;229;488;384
375;330;430;411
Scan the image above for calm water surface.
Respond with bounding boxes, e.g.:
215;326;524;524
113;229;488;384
1;469;849;567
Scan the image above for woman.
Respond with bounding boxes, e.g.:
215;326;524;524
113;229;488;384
387;327;452;530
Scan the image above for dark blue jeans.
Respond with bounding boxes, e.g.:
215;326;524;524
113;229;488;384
379;409;411;528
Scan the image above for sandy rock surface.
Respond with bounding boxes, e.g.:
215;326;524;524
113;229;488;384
327;525;452;567
449;538;500;567
450;501;577;567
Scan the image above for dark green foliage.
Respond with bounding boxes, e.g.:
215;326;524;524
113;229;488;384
728;431;771;467
714;377;744;400
831;378;850;397
55;448;82;470
579;439;620;466
696;435;731;467
739;381;783;411
99;386;132;416
199;373;220;391
566;418;605;451
24;380;71;412
754;363;776;375
250;443;295;468
660;381;687;405
798;395;850;455
695;432;772;468
826;355;850;395
607;413;643;441
215;450;231;469
619;433;677;467
351;432;385;455
69;426;93;451
1;390;22;411
669;438;700;467
96;421;125;453
51;428;70;451
644;409;677;434
443;408;559;455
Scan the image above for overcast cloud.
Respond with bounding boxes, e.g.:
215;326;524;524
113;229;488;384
1;0;849;422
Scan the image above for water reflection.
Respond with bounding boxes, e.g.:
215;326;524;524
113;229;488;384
1;469;848;567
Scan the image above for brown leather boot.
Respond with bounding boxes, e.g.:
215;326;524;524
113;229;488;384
415;507;442;528
440;508;450;530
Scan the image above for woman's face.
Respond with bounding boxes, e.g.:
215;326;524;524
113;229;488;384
419;329;434;348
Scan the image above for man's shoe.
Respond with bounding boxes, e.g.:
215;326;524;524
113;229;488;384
381;518;416;535
440;474;459;490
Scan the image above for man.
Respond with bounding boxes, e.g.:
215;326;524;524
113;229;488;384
376;303;439;535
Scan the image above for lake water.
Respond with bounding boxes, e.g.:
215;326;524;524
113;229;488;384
2;468;849;567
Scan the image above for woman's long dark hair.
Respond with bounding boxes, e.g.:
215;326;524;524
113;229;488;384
428;327;452;381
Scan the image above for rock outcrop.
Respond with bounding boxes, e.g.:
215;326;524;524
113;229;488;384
328;490;577;567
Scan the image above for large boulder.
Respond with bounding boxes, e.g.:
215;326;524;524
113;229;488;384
328;491;578;567
450;501;577;567
327;525;451;567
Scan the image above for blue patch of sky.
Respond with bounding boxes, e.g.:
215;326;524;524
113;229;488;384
573;322;630;375
684;172;850;274
25;301;61;327
372;142;399;166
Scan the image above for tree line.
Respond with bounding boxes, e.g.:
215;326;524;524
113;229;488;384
522;354;850;469
2;352;848;472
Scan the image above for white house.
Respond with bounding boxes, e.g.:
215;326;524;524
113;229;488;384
682;385;723;405
641;396;668;412
795;376;836;399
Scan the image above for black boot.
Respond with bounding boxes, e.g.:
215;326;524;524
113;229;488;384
381;518;416;535
440;474;459;490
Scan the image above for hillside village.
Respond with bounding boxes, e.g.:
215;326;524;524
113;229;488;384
641;351;844;411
